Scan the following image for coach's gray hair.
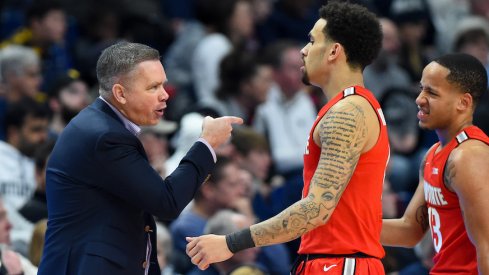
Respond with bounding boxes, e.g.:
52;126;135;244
96;41;160;98
204;210;243;235
0;45;40;84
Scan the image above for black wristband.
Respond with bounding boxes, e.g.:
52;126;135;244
225;228;255;253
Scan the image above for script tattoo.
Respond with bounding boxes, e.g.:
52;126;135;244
313;101;367;213
250;101;368;246
444;156;456;191
415;205;429;232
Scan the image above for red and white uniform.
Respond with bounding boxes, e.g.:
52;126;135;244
424;126;489;274
296;86;389;274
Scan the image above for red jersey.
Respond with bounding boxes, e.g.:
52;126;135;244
298;86;389;258
424;126;489;274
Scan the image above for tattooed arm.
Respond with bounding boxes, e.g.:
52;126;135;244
250;97;373;245
448;141;489;274
186;95;380;270
381;148;431;247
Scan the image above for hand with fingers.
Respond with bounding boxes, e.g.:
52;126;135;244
186;235;233;270
200;116;243;149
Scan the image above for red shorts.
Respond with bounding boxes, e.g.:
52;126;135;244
292;256;384;275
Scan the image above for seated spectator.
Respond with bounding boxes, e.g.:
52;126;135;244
390;0;435;84
169;157;246;274
191;0;255;104
166;112;204;175
187;210;266;275
379;87;429;205
254;40;316;178
0;45;43;103
0;199;37;274
230;127;291;274
46;74;91;138
0;0;76;92
452;16;489;134
203;50;273;125
0;45;43;140
230;127;274;220
139;119;177;178
0;98;49;210
155;222;180;275
364;18;412;99
19;140;55;224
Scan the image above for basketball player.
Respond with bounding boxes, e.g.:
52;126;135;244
381;53;489;274
186;2;389;274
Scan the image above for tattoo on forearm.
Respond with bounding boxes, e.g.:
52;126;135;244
251;194;321;246
250;101;368;246
444;157;456;190
416;205;429;232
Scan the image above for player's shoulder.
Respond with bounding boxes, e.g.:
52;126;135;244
330;93;372;113
450;139;489;165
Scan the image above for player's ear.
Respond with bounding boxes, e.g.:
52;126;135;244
328;43;342;61
458;92;473;111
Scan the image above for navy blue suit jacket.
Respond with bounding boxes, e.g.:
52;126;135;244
38;99;214;275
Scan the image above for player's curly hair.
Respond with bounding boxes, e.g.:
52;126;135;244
319;1;382;70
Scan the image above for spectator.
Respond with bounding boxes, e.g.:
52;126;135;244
230;127;291;275
155;222;180;275
0;199;37;274
191;0;255;104
0;98;49;210
390;0;435;83
203;50;273;125
256;0;320;46
0;45;43;140
166;112;204;175
169;157;246;273
46;74;91;138
187;210;265;275
364;18;412;99
139;119;177;178
19;140;55;224
0;0;75;92
0;45;43;103
254;40;316;178
453;16;489;142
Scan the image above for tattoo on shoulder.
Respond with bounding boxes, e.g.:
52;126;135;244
420;156;427;177
444;157;456;190
415;205;429;232
312;102;367;207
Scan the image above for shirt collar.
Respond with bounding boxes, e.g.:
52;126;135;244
99;96;141;136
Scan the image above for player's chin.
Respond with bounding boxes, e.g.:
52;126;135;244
418;121;433;130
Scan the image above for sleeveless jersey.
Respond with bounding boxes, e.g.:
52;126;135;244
424;126;489;274
298;86;389;258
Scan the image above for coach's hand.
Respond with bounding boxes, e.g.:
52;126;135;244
201;116;243;149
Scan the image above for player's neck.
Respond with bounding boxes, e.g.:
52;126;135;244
436;118;473;146
322;70;364;100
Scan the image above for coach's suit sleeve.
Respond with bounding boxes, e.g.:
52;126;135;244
94;131;213;219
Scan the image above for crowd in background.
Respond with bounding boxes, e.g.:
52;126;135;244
0;0;488;274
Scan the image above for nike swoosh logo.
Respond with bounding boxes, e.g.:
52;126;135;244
323;264;337;272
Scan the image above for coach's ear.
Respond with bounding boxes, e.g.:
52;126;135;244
112;84;127;104
458;92;473;111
